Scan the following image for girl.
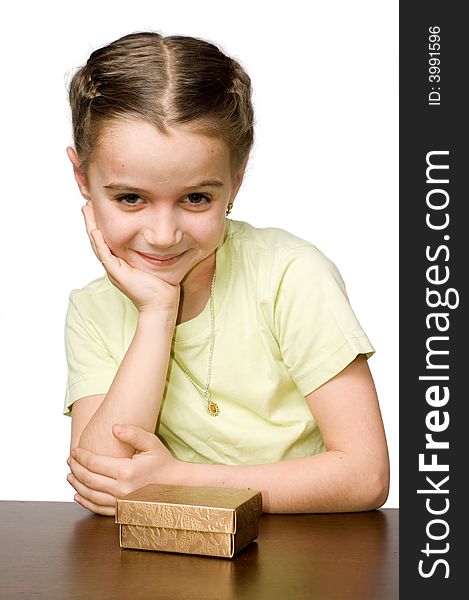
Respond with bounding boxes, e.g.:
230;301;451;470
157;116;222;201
64;31;389;516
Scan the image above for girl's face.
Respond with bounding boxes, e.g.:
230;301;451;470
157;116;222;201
69;119;243;290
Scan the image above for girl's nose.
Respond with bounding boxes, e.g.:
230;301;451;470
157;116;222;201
141;208;183;248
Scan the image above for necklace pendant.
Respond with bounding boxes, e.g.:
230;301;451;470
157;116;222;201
207;401;220;416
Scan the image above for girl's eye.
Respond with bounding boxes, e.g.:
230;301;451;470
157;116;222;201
116;194;142;206
115;192;211;208
186;193;211;207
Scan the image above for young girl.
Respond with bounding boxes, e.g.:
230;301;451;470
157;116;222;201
64;31;389;516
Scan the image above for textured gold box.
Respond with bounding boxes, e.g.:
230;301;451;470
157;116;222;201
115;483;263;558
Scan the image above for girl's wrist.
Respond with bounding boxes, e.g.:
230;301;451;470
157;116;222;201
173;458;196;486
137;306;179;329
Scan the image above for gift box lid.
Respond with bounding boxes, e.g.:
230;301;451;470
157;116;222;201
115;483;263;534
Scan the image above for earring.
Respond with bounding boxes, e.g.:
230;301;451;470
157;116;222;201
226;201;234;216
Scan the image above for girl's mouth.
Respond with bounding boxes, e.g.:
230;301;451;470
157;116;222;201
135;250;187;266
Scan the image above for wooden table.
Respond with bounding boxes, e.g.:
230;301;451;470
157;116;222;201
0;502;398;599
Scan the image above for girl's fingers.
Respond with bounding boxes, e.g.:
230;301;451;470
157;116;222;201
81;206;125;280
70;447;123;480
67;473;116;509
74;493;115;517
68;455;121;500
89;228;115;266
81;203;97;233
69;456;117;496
81;205;100;258
89;228;130;286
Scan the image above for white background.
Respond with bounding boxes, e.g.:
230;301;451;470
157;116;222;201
0;0;398;507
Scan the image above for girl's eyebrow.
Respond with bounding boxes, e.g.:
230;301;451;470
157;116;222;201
103;179;225;193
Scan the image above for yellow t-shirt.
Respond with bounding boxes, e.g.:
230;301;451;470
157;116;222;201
63;219;374;465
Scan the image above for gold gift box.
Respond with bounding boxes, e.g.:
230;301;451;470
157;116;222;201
115;483;263;558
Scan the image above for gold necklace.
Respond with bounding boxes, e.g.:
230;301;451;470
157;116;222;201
177;269;219;416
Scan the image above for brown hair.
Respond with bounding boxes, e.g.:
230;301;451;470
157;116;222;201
68;31;255;180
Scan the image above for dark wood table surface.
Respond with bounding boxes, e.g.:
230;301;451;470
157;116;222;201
0;501;398;600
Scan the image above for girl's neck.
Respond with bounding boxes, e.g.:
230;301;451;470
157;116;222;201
176;252;216;325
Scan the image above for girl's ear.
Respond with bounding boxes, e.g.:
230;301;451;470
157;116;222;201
66;147;92;203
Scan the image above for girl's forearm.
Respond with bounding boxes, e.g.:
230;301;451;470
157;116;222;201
79;308;177;457
179;450;389;513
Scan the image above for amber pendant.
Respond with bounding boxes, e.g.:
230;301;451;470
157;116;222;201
207;401;220;416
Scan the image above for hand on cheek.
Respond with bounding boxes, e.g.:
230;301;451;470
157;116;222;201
80;204;181;314
81;203;105;259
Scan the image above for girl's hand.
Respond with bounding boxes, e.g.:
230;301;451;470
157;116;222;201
82;204;180;314
67;424;183;516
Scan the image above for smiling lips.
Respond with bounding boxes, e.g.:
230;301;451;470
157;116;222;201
136;250;186;266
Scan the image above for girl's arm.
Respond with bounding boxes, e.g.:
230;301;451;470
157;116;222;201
74;309;177;458
69;354;389;513
180;354;389;512
71;206;180;458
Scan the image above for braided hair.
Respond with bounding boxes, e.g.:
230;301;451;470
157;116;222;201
68;31;255;189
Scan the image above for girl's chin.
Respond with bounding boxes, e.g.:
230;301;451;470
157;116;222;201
138;264;187;284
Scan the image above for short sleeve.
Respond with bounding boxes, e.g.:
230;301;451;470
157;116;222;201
273;246;375;397
63;294;117;416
